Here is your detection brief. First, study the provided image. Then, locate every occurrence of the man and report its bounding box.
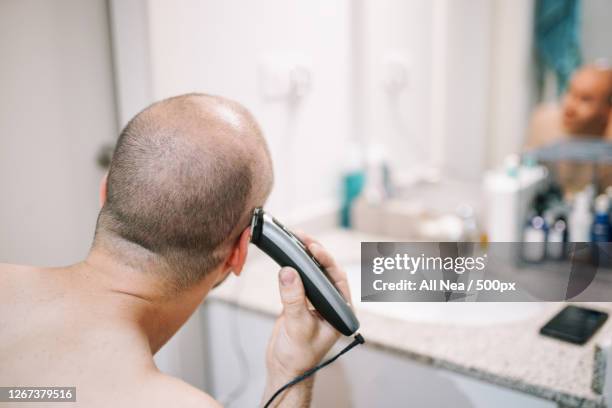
[526,65,612,193]
[528,64,612,147]
[0,94,351,407]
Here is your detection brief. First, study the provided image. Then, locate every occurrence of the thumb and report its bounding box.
[278,268,311,329]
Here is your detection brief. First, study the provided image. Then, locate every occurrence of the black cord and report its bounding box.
[263,333,365,408]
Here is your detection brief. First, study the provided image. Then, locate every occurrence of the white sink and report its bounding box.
[346,264,545,326]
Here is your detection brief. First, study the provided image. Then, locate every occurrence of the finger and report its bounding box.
[293,231,337,282]
[307,243,353,304]
[332,279,353,305]
[319,316,342,341]
[278,267,315,336]
[293,230,321,248]
[311,309,324,321]
[306,242,335,269]
[293,232,353,304]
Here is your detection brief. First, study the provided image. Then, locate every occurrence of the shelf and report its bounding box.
[525,139,612,164]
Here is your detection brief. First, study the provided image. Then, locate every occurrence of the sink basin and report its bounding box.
[346,264,545,326]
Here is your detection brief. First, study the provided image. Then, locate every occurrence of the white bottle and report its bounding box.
[605,186,612,201]
[605,186,612,219]
[522,215,547,262]
[363,144,389,205]
[569,192,593,242]
[483,156,548,242]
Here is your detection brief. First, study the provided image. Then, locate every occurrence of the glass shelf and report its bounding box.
[525,139,612,164]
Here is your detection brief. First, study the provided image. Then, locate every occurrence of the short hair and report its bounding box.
[94,94,272,291]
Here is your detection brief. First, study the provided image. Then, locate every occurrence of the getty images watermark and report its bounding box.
[361,242,612,302]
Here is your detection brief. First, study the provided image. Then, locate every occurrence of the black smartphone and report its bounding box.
[540,305,608,345]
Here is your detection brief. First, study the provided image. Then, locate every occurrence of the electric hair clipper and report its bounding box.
[250,208,360,336]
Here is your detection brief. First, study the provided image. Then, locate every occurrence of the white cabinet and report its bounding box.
[203,301,555,408]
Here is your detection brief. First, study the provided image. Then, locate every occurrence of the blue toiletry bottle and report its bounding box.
[592,195,611,242]
[591,194,611,266]
[341,171,365,228]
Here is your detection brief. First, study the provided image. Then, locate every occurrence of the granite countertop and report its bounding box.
[209,229,612,408]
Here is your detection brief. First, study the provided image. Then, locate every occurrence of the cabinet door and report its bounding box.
[204,300,556,407]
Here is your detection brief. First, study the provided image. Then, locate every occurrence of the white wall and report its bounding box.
[108,0,154,127]
[440,0,492,180]
[486,0,535,168]
[0,0,116,265]
[358,0,434,174]
[582,0,612,63]
[358,0,493,182]
[146,0,352,218]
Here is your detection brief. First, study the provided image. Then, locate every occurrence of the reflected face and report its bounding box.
[561,68,612,136]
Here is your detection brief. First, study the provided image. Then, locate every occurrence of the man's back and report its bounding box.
[0,264,220,408]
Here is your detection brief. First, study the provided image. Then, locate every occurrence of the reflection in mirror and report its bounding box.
[525,0,612,193]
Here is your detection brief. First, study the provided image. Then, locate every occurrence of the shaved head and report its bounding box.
[94,93,273,291]
[562,65,612,135]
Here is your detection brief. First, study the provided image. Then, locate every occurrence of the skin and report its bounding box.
[527,66,612,149]
[526,66,612,193]
[0,98,352,407]
[561,66,612,136]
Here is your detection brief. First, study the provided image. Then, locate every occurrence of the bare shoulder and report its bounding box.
[0,264,60,308]
[144,372,223,408]
[0,262,33,276]
[0,263,37,299]
[526,103,564,149]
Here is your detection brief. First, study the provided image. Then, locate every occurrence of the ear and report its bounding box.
[226,227,251,276]
[99,172,108,207]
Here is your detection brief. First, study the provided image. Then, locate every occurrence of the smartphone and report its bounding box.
[540,305,608,345]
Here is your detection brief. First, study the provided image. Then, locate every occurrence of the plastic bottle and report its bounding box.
[584,184,596,203]
[363,144,390,205]
[569,192,593,242]
[605,186,612,221]
[547,215,568,260]
[604,185,612,201]
[591,194,611,266]
[522,215,547,262]
[591,195,611,242]
[456,204,479,242]
[504,154,520,178]
[341,142,365,228]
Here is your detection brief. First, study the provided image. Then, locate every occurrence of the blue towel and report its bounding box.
[535,0,582,96]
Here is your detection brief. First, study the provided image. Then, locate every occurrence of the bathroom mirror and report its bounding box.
[357,0,612,184]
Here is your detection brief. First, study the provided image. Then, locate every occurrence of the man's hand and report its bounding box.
[261,233,352,407]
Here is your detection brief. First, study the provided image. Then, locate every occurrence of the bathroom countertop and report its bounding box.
[209,229,612,408]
